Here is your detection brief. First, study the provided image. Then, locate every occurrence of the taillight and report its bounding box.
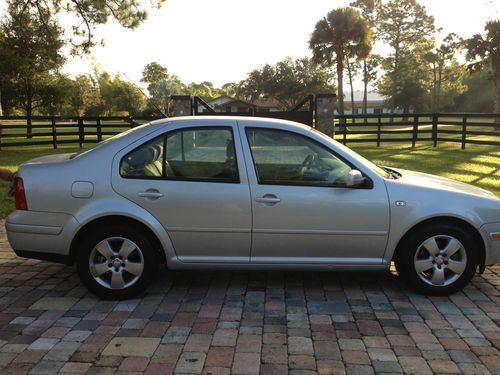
[14,177,28,210]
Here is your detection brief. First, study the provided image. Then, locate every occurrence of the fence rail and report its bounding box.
[0,113,499,149]
[336,113,500,149]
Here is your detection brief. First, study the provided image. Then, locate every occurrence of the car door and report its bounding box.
[241,124,390,266]
[112,122,252,263]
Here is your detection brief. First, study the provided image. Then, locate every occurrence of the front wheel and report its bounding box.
[76,225,158,299]
[395,223,479,295]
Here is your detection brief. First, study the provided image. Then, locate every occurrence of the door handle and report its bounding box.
[138,190,163,199]
[255,194,281,205]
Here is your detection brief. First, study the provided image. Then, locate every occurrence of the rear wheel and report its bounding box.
[395,223,478,295]
[76,225,158,299]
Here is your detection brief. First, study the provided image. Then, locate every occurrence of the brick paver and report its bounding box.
[0,220,500,374]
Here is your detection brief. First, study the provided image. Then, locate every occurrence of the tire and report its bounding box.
[394,222,478,295]
[76,225,159,299]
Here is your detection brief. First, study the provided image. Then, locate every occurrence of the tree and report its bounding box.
[454,69,494,112]
[98,72,145,115]
[465,20,500,114]
[68,74,100,116]
[377,43,433,112]
[350,0,381,113]
[309,7,371,114]
[0,2,65,135]
[141,62,175,115]
[425,33,465,112]
[239,57,335,109]
[378,0,434,111]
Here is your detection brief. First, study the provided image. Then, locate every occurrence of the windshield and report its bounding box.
[310,128,390,178]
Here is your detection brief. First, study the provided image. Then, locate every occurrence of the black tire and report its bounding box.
[394,222,478,295]
[76,224,159,299]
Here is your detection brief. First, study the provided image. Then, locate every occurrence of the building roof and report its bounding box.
[345,91,387,103]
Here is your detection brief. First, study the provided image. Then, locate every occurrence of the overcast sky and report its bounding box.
[58,0,500,90]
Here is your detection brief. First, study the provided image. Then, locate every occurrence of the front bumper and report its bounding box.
[6,210,80,261]
[479,222,500,266]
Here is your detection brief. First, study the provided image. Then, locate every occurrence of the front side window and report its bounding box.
[120,136,164,178]
[246,128,352,187]
[165,128,239,182]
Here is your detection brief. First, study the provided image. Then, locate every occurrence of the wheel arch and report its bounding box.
[392,216,486,273]
[69,215,167,265]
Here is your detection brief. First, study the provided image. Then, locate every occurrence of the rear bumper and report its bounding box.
[479,222,500,266]
[6,210,80,261]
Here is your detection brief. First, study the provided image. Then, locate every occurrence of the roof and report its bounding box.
[345,91,387,102]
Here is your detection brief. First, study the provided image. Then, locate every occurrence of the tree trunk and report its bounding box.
[347,58,355,114]
[391,45,400,114]
[363,60,368,116]
[431,63,437,112]
[0,86,3,150]
[26,101,33,139]
[337,57,345,116]
[494,55,500,116]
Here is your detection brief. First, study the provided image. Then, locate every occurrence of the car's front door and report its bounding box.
[241,125,390,266]
[112,123,252,263]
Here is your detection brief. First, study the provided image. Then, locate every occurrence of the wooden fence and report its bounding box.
[0,116,162,149]
[0,113,499,149]
[336,113,500,149]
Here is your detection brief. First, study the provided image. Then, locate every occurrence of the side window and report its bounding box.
[120,136,164,178]
[246,128,352,187]
[165,128,239,182]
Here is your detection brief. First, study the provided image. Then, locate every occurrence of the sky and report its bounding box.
[58,0,500,90]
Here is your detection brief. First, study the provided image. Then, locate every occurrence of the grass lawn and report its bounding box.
[0,140,498,219]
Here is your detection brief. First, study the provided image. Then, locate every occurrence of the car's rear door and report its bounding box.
[112,121,252,263]
[240,122,390,266]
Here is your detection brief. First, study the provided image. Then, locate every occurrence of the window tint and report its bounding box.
[120,136,164,178]
[165,128,238,182]
[246,128,352,186]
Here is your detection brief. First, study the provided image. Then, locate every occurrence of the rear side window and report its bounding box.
[120,136,164,178]
[165,128,239,182]
[120,127,239,183]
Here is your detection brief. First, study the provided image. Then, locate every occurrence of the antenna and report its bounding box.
[119,72,167,118]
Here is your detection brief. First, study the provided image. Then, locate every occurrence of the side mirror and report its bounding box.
[346,169,366,188]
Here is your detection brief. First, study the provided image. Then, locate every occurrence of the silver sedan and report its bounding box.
[6,117,500,299]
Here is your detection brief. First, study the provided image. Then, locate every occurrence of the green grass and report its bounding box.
[0,140,498,219]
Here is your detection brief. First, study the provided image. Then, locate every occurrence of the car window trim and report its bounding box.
[120,126,241,184]
[244,127,373,189]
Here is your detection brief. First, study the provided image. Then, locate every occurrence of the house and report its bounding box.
[342,91,391,114]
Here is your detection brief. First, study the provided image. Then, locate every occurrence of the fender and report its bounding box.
[72,197,178,266]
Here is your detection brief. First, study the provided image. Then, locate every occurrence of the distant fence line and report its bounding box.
[0,113,499,150]
[336,113,500,149]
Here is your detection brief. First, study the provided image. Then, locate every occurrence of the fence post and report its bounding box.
[377,116,381,147]
[432,114,438,147]
[51,117,57,149]
[412,115,418,148]
[97,118,102,142]
[78,117,84,148]
[461,115,467,150]
[342,115,347,145]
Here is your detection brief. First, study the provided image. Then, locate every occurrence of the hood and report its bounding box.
[22,153,76,165]
[390,167,498,200]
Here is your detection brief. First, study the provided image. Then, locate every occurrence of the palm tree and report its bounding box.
[309,7,371,115]
[466,20,500,115]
